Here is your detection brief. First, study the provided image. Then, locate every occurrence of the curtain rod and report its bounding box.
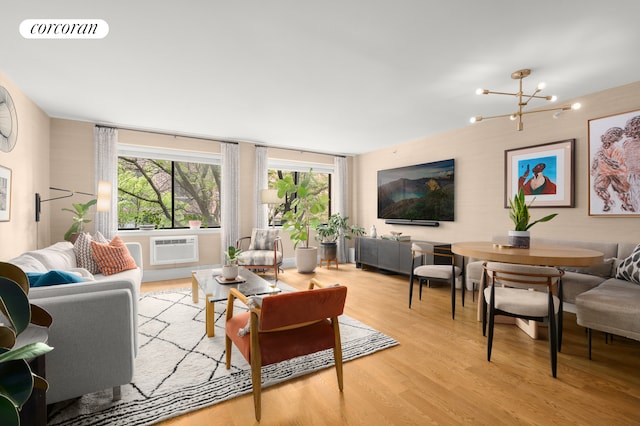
[95,124,239,145]
[255,144,346,158]
[95,125,346,157]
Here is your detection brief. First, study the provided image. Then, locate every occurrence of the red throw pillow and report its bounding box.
[90,236,137,276]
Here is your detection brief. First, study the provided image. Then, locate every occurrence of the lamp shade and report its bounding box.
[96,180,112,212]
[260,189,282,205]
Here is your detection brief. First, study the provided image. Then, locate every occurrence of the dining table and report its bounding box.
[451,241,604,337]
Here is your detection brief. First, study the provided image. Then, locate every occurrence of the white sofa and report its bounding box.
[9,241,143,404]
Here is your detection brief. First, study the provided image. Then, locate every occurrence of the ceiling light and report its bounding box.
[471,68,580,131]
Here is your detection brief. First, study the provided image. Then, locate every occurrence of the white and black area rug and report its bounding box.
[47,284,398,426]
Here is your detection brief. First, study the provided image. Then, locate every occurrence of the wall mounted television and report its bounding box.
[377,159,454,224]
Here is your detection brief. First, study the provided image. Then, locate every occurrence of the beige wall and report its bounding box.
[4,73,638,266]
[355,81,640,245]
[0,71,50,260]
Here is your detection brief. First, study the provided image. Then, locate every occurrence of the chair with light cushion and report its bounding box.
[225,278,347,421]
[236,228,283,281]
[482,262,564,377]
[409,242,464,319]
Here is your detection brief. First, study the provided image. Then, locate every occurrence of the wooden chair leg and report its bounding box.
[225,336,232,369]
[251,357,262,421]
[487,290,495,361]
[332,319,344,391]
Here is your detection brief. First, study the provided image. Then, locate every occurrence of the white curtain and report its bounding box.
[221,142,240,263]
[255,146,268,228]
[94,126,118,239]
[334,156,349,263]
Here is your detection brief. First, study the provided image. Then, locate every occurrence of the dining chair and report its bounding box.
[481,261,564,377]
[225,278,347,421]
[409,243,464,319]
[236,228,284,281]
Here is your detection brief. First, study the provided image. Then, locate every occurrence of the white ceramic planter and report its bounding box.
[295,246,318,273]
[222,264,239,280]
[508,230,531,248]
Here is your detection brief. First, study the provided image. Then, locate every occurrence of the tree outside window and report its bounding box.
[118,157,220,229]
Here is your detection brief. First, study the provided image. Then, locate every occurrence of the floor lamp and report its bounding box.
[260,189,282,228]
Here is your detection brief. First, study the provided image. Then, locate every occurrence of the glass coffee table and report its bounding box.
[191,268,281,337]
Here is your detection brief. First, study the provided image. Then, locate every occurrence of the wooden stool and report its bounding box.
[319,257,339,269]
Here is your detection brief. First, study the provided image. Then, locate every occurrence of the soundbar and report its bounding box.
[384,219,440,227]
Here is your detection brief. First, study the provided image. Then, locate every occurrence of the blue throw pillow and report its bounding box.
[27,270,85,288]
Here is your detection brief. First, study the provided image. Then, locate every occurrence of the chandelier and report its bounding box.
[470,69,581,131]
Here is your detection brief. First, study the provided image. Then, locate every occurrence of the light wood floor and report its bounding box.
[143,264,640,425]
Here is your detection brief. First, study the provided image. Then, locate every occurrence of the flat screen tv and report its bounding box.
[377,159,454,223]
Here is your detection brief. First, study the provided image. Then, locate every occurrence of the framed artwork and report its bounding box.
[0,165,11,221]
[588,109,640,217]
[504,139,575,208]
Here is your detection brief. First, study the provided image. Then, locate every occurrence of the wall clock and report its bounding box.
[0,85,18,152]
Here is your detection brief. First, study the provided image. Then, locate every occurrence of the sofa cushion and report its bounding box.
[9,253,48,273]
[74,232,108,274]
[22,242,77,271]
[90,236,138,276]
[576,278,640,341]
[27,270,85,287]
[248,228,278,251]
[615,244,640,285]
[559,258,614,278]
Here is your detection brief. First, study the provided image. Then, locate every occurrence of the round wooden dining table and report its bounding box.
[451,241,604,267]
[451,241,604,334]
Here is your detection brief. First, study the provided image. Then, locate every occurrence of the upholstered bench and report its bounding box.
[576,277,640,359]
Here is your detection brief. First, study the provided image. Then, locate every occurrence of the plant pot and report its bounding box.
[295,246,318,273]
[188,220,202,229]
[319,242,337,262]
[508,230,530,249]
[222,264,239,280]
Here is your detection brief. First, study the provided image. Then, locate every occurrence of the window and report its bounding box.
[117,146,221,229]
[267,162,332,227]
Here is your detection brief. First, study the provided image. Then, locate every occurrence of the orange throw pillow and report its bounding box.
[90,236,138,276]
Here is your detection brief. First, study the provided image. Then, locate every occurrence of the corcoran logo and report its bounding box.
[20,19,109,39]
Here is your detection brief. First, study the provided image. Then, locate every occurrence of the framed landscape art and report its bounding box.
[588,109,640,217]
[0,164,11,221]
[504,139,575,208]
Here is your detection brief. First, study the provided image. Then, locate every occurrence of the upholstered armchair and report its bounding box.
[225,278,347,421]
[236,228,283,281]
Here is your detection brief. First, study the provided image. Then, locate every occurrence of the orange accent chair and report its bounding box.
[225,278,347,421]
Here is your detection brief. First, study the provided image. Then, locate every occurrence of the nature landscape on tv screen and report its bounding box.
[377,159,454,221]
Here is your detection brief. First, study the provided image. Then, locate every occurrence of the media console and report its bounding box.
[355,237,450,276]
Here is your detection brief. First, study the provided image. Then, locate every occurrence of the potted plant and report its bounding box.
[276,170,327,273]
[508,187,558,248]
[137,209,162,230]
[62,199,97,242]
[222,246,242,280]
[0,277,53,425]
[184,214,204,229]
[315,213,366,263]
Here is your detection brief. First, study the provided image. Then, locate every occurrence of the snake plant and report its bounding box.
[509,188,558,231]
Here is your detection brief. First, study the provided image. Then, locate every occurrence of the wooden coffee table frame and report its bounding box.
[192,268,280,337]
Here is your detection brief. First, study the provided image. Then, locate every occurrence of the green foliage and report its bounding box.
[0,277,53,425]
[508,188,558,231]
[315,213,366,243]
[224,246,242,264]
[62,199,97,241]
[276,170,328,249]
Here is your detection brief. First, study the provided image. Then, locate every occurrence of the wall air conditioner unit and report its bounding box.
[150,236,199,265]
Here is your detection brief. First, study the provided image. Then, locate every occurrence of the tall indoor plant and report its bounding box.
[276,169,327,273]
[508,188,558,248]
